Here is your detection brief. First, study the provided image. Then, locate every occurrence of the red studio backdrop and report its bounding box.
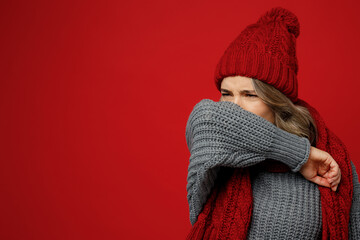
[1,0,360,239]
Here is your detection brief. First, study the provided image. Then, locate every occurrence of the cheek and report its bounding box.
[246,101,272,118]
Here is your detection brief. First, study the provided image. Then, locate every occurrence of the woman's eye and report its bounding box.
[221,93,257,97]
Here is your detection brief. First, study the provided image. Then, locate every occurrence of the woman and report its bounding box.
[185,7,360,239]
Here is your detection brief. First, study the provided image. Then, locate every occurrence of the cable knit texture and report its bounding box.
[214,7,301,103]
[185,99,358,239]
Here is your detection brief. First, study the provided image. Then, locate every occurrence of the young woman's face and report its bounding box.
[219,76,275,124]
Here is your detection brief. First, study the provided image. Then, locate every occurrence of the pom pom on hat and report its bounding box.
[214,7,301,103]
[256,7,300,39]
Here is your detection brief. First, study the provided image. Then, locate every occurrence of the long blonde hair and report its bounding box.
[251,78,318,146]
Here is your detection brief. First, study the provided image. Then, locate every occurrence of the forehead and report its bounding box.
[221,76,254,90]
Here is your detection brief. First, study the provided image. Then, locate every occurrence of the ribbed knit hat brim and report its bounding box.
[214,7,300,103]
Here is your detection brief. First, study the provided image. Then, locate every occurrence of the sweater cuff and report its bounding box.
[265,127,311,172]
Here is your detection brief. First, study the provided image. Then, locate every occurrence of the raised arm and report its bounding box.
[349,160,360,239]
[185,99,311,225]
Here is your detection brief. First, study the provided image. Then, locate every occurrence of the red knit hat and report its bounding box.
[214,7,300,103]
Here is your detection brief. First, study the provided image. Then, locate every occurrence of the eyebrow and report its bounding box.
[220,88,256,94]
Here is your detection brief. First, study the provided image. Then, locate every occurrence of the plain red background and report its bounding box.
[1,0,360,239]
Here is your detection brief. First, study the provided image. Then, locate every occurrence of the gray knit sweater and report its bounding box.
[185,99,360,239]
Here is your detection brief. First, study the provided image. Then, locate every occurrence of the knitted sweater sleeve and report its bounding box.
[185,99,311,225]
[349,160,360,239]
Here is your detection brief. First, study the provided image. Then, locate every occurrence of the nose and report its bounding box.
[232,96,243,108]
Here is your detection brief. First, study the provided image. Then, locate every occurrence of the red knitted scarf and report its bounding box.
[186,99,353,240]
